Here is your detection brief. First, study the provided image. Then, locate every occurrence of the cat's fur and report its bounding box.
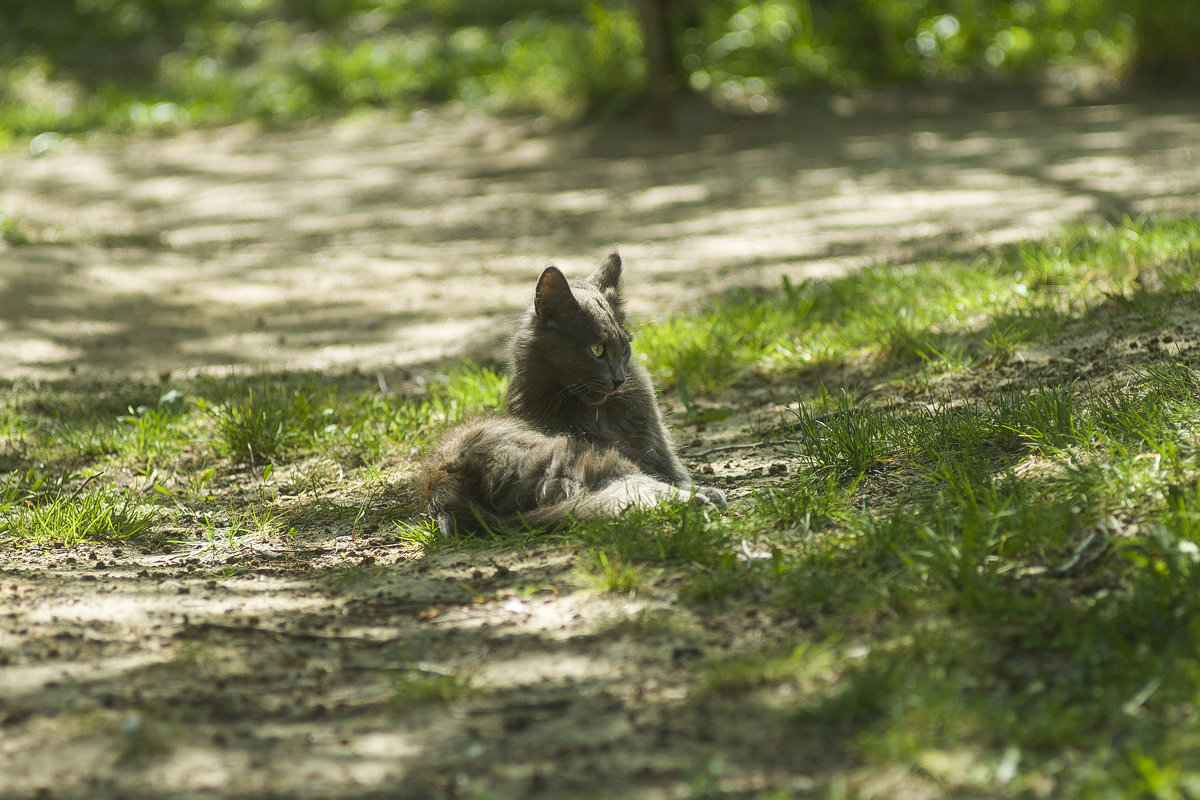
[419,252,725,533]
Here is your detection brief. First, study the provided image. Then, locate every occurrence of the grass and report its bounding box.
[1,471,158,546]
[578,549,656,596]
[0,361,504,549]
[613,216,1200,794]
[0,1,648,137]
[641,216,1200,392]
[203,381,317,465]
[3,217,1200,795]
[0,211,33,244]
[387,665,475,707]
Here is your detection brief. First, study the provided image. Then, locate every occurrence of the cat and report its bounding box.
[419,252,726,534]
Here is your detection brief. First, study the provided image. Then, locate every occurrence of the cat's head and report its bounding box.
[514,252,633,407]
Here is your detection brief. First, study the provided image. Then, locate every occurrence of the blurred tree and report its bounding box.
[639,0,675,127]
[0,0,1197,138]
[1126,0,1200,82]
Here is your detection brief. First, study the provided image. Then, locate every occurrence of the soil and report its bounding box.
[2,90,1200,799]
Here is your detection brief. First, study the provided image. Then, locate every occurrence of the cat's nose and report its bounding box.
[611,376,625,390]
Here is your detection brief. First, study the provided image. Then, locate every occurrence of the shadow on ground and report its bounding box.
[2,89,1198,380]
[0,527,844,800]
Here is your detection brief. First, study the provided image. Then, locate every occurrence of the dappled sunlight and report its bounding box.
[15,571,332,626]
[474,650,629,689]
[2,214,1199,796]
[0,541,750,798]
[2,95,1199,379]
[1,652,170,697]
[2,335,82,365]
[0,11,1197,800]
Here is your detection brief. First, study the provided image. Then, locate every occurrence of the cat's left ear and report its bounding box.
[534,265,579,325]
[588,251,623,310]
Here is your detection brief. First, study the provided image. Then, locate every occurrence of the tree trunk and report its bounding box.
[639,0,674,130]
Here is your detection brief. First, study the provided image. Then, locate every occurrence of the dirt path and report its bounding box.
[2,91,1200,799]
[3,92,1198,381]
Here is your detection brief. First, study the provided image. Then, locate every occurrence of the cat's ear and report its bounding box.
[588,251,623,312]
[534,266,578,323]
[588,251,622,294]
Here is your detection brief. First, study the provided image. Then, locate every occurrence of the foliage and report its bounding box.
[0,0,645,136]
[681,0,1136,97]
[0,1,1195,139]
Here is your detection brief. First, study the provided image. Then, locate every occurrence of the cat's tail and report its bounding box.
[420,455,576,535]
[507,475,712,531]
[426,498,577,538]
[428,474,720,537]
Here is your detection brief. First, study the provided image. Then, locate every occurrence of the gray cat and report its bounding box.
[420,253,726,534]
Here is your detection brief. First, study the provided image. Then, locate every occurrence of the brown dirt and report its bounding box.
[2,90,1200,799]
[4,91,1198,381]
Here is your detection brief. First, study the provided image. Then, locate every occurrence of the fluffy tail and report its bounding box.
[425,494,583,537]
[416,416,710,537]
[427,474,700,537]
[419,452,580,536]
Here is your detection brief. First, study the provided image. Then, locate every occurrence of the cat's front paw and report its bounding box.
[691,484,727,509]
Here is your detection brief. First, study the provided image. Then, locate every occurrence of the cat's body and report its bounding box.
[419,253,724,534]
[506,254,692,486]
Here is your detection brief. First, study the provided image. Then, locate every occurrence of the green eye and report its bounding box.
[590,344,605,358]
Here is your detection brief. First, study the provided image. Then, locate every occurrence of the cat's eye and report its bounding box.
[590,344,605,358]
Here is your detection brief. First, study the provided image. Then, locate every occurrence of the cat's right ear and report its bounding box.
[534,266,578,325]
[588,251,622,294]
[587,252,624,320]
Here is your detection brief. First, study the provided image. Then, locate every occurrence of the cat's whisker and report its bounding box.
[542,382,588,413]
[535,387,566,413]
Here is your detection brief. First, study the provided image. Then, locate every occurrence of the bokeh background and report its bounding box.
[2,0,1198,141]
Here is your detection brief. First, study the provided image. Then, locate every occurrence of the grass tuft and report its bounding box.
[788,388,896,479]
[204,381,316,465]
[578,502,733,567]
[2,476,158,546]
[578,549,655,596]
[394,517,450,554]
